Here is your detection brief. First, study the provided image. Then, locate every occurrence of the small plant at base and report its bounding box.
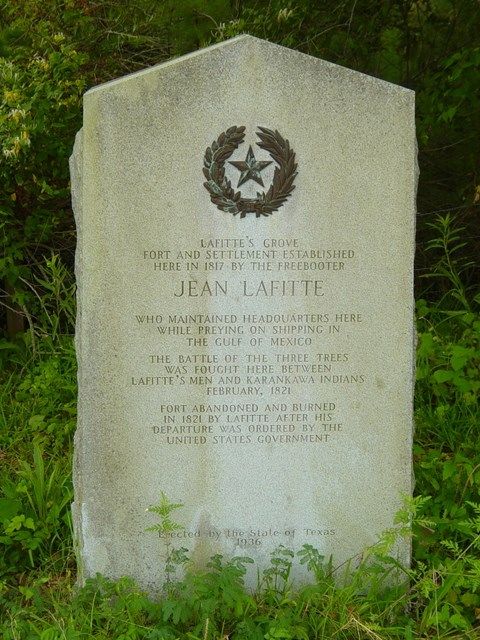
[297,544,328,582]
[261,544,295,596]
[146,492,188,585]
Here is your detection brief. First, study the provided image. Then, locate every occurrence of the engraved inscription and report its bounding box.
[129,235,365,456]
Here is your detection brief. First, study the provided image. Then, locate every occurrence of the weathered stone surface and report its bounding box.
[71,35,416,591]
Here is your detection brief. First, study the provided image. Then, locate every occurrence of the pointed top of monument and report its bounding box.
[85,34,413,99]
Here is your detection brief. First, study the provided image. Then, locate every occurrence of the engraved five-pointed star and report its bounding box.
[229,145,272,188]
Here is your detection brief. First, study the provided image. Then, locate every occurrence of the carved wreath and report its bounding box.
[203,126,298,218]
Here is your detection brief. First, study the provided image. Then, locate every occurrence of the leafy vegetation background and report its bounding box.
[0,1,479,638]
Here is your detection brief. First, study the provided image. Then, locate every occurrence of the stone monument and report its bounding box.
[71,35,416,590]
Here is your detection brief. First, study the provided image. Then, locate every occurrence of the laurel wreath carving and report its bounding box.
[203,126,298,218]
